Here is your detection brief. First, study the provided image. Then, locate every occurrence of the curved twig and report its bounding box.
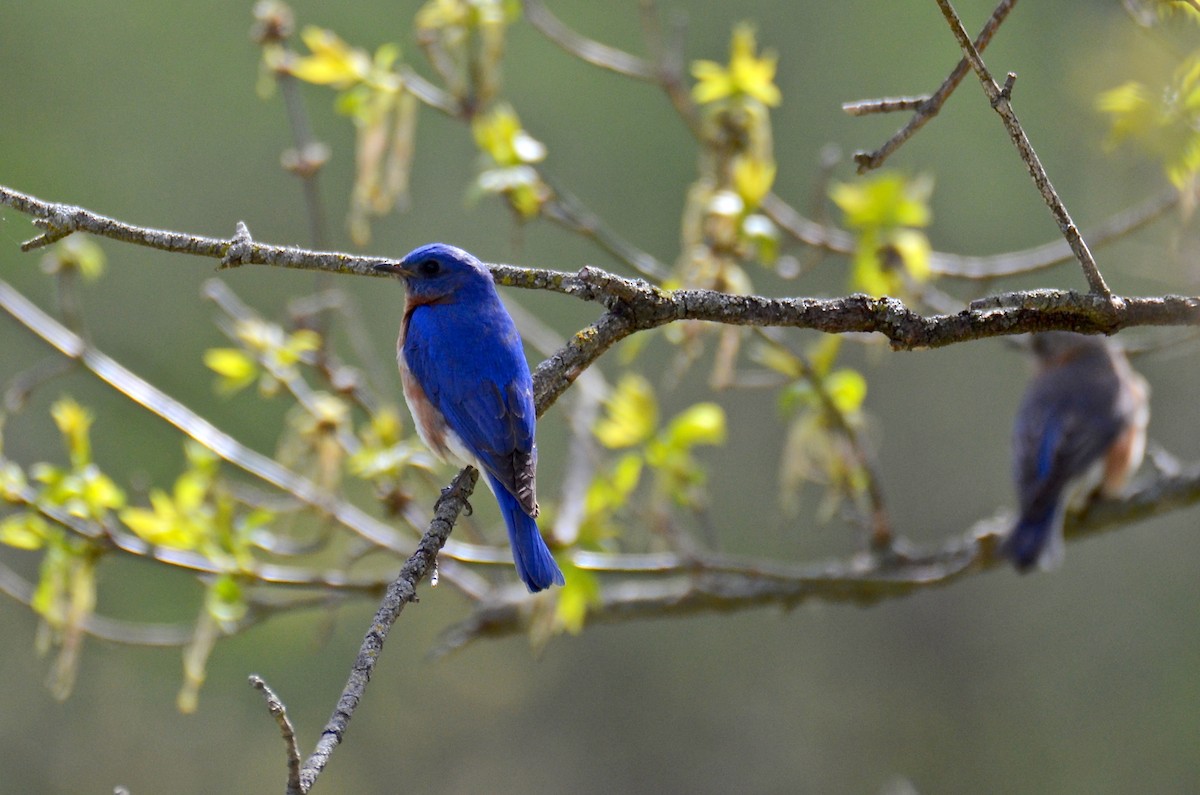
[522,0,656,80]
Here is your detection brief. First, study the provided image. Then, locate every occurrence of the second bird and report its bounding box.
[1007,331,1149,572]
[375,243,565,592]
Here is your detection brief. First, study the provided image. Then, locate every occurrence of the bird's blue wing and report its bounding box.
[403,299,538,515]
[1012,361,1124,521]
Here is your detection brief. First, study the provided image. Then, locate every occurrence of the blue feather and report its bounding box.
[382,243,565,591]
[489,473,565,592]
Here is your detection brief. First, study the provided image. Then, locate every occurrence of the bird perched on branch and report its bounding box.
[1006,331,1149,572]
[375,243,564,592]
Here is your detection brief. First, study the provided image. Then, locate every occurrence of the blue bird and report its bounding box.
[1006,332,1149,572]
[375,243,565,592]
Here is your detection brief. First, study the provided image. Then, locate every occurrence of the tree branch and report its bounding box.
[297,466,478,792]
[432,462,1200,653]
[849,0,1018,172]
[4,184,1200,429]
[522,0,657,80]
[933,0,1115,300]
[249,675,303,795]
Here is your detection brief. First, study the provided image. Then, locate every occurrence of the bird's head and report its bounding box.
[374,243,494,303]
[1029,331,1111,368]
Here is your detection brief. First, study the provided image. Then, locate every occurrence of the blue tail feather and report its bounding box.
[1004,506,1064,573]
[1004,517,1051,572]
[488,474,565,592]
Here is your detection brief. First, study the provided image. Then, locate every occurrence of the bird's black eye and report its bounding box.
[417,258,441,277]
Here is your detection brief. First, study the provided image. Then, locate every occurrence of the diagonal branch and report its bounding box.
[522,0,657,80]
[933,0,1115,300]
[249,675,303,795]
[297,466,477,792]
[849,0,1018,172]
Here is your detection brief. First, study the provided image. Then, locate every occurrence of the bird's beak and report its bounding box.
[373,262,405,276]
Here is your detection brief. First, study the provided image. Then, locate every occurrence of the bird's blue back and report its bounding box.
[403,291,538,498]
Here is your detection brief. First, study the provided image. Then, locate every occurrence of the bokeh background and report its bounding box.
[2,1,1199,792]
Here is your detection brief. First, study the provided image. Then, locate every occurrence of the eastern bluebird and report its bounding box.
[1005,331,1149,572]
[375,243,565,592]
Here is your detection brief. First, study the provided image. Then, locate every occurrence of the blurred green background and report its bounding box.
[2,1,1199,792]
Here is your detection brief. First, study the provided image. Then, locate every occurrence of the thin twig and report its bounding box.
[4,186,1200,413]
[0,468,390,591]
[522,0,656,80]
[0,558,196,646]
[298,466,478,791]
[249,675,303,795]
[850,0,1018,172]
[539,172,672,281]
[933,0,1115,301]
[842,95,931,116]
[928,185,1181,278]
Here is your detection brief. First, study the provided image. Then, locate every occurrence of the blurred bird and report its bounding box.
[1006,331,1149,572]
[375,243,565,592]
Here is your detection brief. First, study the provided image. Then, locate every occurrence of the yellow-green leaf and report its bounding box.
[41,237,106,281]
[594,375,659,448]
[0,460,28,501]
[831,172,933,231]
[692,23,781,107]
[203,348,258,395]
[732,156,776,207]
[206,574,248,625]
[291,27,370,88]
[824,369,868,416]
[0,513,49,550]
[663,403,727,450]
[553,564,601,635]
[50,398,92,468]
[473,104,546,167]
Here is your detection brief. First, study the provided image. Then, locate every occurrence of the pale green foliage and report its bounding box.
[32,398,125,521]
[279,26,416,244]
[119,442,265,568]
[0,512,50,550]
[1097,52,1200,190]
[415,0,520,105]
[691,23,781,107]
[759,337,871,518]
[204,320,321,396]
[680,23,782,290]
[830,172,933,298]
[470,103,551,219]
[1123,0,1200,26]
[178,574,247,714]
[588,374,727,535]
[548,560,601,639]
[32,528,96,701]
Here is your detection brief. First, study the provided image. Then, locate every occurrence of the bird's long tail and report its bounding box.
[1003,503,1065,573]
[488,474,565,592]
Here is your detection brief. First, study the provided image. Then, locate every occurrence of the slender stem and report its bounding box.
[933,0,1115,300]
[250,675,303,795]
[298,467,477,791]
[851,0,1018,172]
